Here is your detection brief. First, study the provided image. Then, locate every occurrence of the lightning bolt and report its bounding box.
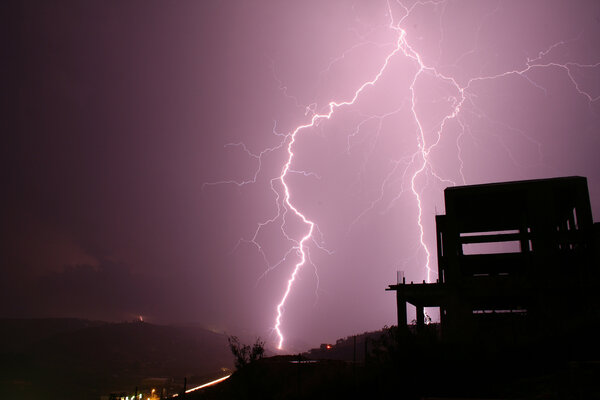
[273,34,407,349]
[204,0,600,350]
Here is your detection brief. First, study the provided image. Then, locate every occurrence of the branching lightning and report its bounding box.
[204,0,600,350]
[273,38,406,349]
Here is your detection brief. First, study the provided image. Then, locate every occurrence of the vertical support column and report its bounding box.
[436,215,446,283]
[519,220,530,253]
[574,178,593,231]
[396,291,407,328]
[416,304,425,333]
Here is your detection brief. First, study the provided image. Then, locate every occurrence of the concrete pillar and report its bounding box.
[396,291,407,328]
[416,304,425,333]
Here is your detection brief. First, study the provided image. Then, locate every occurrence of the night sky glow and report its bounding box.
[3,0,600,351]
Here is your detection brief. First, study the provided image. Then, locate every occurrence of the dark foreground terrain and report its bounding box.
[2,319,599,399]
[0,318,232,400]
[192,324,600,400]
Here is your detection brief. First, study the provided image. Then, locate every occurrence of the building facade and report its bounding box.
[388,176,600,345]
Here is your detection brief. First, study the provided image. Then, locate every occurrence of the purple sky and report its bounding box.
[3,0,600,350]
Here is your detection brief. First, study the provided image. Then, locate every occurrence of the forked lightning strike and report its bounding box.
[205,0,600,350]
[274,36,405,349]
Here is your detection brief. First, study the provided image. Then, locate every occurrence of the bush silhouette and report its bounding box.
[227,336,265,370]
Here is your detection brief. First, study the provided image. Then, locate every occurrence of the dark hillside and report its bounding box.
[0,318,106,353]
[0,319,232,400]
[192,323,600,400]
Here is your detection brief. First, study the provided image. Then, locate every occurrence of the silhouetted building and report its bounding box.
[388,176,600,345]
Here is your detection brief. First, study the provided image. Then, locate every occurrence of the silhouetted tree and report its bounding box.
[227,336,265,370]
[250,338,265,361]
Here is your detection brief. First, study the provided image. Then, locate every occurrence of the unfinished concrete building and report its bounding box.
[387,176,600,345]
